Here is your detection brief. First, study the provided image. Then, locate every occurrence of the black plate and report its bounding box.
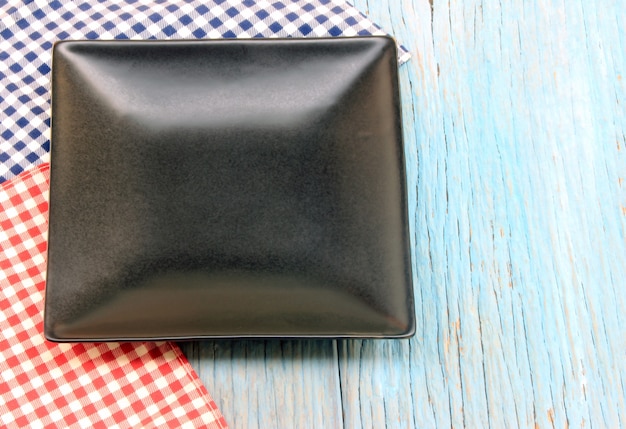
[45,37,414,341]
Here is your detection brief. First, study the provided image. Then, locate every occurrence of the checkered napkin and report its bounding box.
[0,0,410,183]
[0,163,228,429]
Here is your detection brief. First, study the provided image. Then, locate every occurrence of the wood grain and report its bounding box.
[182,0,626,427]
[182,340,343,428]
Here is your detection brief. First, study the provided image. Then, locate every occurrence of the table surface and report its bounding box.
[181,0,626,427]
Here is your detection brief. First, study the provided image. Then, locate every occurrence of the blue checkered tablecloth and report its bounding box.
[0,0,410,183]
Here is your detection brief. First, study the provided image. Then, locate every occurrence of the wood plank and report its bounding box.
[184,0,626,427]
[341,0,626,428]
[180,340,343,428]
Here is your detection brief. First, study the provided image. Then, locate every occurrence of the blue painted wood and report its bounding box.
[182,0,626,427]
[182,340,343,428]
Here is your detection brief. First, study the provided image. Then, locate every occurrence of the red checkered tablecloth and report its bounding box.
[0,163,228,428]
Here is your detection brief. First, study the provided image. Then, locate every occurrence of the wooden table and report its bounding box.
[181,1,626,427]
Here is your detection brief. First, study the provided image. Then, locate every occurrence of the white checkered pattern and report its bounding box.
[0,0,410,182]
[0,163,228,428]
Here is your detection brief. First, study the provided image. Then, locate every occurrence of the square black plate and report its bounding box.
[45,37,414,341]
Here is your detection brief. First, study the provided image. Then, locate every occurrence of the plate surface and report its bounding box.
[45,37,414,341]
